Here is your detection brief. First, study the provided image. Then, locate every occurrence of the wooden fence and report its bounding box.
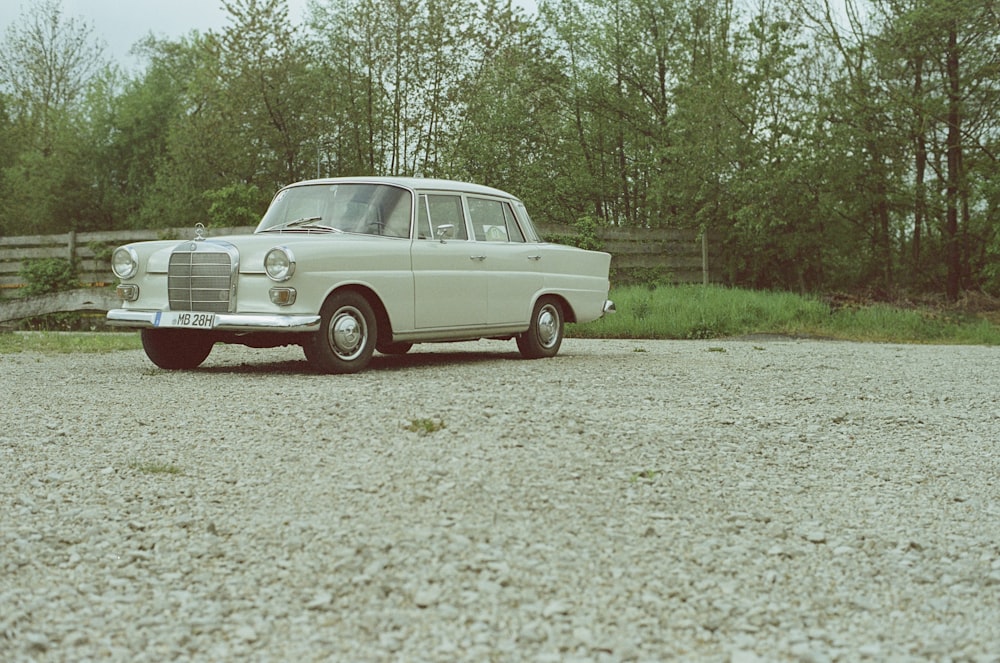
[0,224,717,288]
[569,226,718,284]
[0,224,717,321]
[0,227,254,290]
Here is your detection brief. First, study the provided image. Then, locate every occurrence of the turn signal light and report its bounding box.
[269,288,296,306]
[116,284,139,302]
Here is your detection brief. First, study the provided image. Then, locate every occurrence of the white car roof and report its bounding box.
[286,176,520,201]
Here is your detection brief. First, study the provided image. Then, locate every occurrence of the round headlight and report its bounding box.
[111,247,138,280]
[264,247,295,282]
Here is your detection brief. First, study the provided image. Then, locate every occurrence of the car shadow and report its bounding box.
[195,347,523,375]
[371,349,522,373]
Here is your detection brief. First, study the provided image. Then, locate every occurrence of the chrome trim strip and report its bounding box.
[106,309,321,332]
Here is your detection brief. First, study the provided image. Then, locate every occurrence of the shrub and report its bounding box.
[15,258,98,331]
[542,216,605,252]
[204,183,265,228]
[19,258,79,296]
[571,216,604,251]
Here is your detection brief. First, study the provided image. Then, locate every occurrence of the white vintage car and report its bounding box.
[106,177,614,373]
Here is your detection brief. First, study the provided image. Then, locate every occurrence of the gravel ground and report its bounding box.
[2,337,999,662]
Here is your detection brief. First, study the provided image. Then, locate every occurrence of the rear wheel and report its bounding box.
[141,329,215,369]
[516,297,564,359]
[304,291,377,373]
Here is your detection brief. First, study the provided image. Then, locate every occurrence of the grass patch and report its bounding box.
[569,284,1000,345]
[629,469,661,483]
[2,286,999,354]
[571,285,829,340]
[814,305,1000,344]
[0,331,142,354]
[404,417,446,435]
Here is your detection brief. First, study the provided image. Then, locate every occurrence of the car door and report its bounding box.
[466,196,543,325]
[411,193,488,329]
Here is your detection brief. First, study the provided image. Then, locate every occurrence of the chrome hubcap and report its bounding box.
[537,305,559,348]
[330,307,366,359]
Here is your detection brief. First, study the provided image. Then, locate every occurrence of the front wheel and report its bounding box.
[377,341,413,355]
[141,329,215,369]
[516,297,564,359]
[304,291,378,373]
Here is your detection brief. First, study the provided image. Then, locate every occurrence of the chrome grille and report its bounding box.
[168,246,236,313]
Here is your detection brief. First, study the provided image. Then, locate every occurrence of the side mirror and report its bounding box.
[435,224,455,241]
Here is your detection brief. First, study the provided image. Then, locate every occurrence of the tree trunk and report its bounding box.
[912,55,926,273]
[944,20,961,301]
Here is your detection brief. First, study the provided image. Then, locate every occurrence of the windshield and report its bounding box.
[256,183,413,238]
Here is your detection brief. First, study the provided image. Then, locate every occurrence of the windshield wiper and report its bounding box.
[266,216,343,232]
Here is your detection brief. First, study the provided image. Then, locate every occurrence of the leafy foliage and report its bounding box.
[19,258,79,296]
[204,183,266,228]
[15,257,91,330]
[1,0,998,300]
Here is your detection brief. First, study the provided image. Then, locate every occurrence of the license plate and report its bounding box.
[154,311,215,329]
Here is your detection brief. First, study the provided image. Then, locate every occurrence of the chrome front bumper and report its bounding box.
[106,309,321,333]
[604,300,616,315]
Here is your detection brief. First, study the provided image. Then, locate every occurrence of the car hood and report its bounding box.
[138,232,390,273]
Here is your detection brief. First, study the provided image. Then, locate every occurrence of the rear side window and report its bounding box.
[502,202,526,243]
[513,202,541,242]
[468,198,507,241]
[468,197,527,243]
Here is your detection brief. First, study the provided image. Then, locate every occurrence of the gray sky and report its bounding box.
[0,0,310,69]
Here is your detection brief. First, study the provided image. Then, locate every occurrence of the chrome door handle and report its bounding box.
[528,255,542,261]
[470,255,487,261]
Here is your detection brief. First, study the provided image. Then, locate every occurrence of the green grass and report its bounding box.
[0,331,143,354]
[2,285,998,353]
[629,469,661,483]
[403,417,447,435]
[570,284,1000,345]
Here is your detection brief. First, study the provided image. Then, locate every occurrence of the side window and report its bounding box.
[417,195,432,238]
[419,194,468,240]
[468,197,510,242]
[502,202,526,243]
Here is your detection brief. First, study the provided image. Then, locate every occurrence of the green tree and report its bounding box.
[794,0,910,294]
[86,37,190,229]
[0,96,18,228]
[309,0,478,176]
[217,0,320,186]
[715,6,845,291]
[444,0,568,209]
[539,0,655,227]
[920,0,1000,300]
[0,0,109,235]
[204,182,264,227]
[123,33,227,228]
[135,0,317,227]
